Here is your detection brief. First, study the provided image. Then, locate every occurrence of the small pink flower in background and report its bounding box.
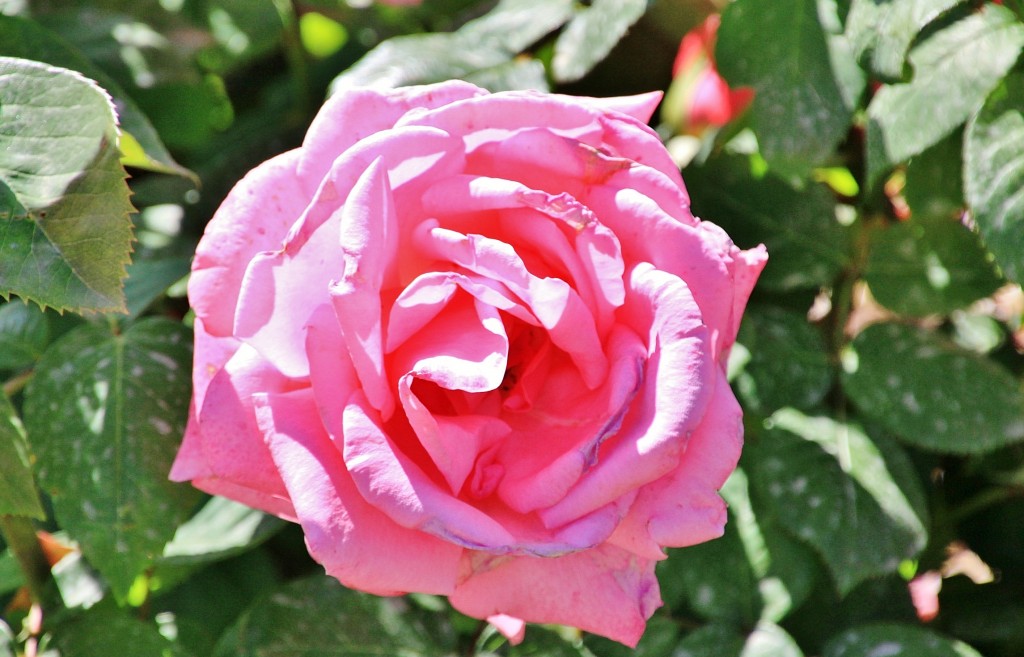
[663,15,753,134]
[172,81,765,646]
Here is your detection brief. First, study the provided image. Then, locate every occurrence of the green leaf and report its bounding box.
[845,0,966,81]
[864,216,1002,317]
[748,410,928,595]
[660,469,819,627]
[965,70,1024,283]
[0,57,134,314]
[330,0,574,92]
[687,156,850,291]
[0,302,49,370]
[675,622,804,657]
[160,496,285,567]
[866,4,1024,186]
[581,616,678,657]
[0,15,193,179]
[551,0,647,84]
[50,607,191,657]
[736,306,833,413]
[717,0,856,174]
[824,623,983,657]
[842,322,1024,453]
[23,318,200,600]
[123,256,191,320]
[0,395,43,519]
[0,549,23,598]
[215,576,456,657]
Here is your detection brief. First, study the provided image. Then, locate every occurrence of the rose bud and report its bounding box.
[662,15,754,135]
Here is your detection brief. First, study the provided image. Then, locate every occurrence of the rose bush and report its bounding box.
[171,80,766,646]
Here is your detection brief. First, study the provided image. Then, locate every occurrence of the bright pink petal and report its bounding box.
[413,218,607,388]
[538,263,713,529]
[328,159,399,417]
[298,81,484,191]
[496,325,647,514]
[342,390,519,550]
[608,369,742,560]
[257,388,464,595]
[451,544,661,647]
[189,150,309,337]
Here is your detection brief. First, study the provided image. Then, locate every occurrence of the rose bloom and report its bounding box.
[171,80,766,646]
[663,15,754,134]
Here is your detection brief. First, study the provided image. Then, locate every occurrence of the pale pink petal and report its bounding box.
[487,614,525,645]
[538,263,713,529]
[421,174,626,336]
[189,150,309,337]
[596,111,683,185]
[190,344,298,500]
[287,126,464,251]
[257,388,463,595]
[328,159,399,417]
[576,91,664,123]
[608,369,742,560]
[398,91,606,152]
[451,544,661,647]
[187,477,297,521]
[583,189,765,359]
[298,81,484,190]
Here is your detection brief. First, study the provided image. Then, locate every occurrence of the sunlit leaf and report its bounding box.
[551,0,647,83]
[0,57,134,313]
[748,410,928,595]
[842,322,1024,453]
[965,70,1024,283]
[824,623,983,657]
[23,318,200,599]
[866,4,1024,185]
[0,395,43,519]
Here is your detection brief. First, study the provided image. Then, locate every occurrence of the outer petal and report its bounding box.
[299,81,485,190]
[189,150,309,337]
[329,159,399,417]
[607,369,743,560]
[450,544,661,647]
[257,388,464,595]
[538,263,713,529]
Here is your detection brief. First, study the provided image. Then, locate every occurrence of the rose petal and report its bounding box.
[414,219,607,388]
[298,81,485,191]
[538,263,713,529]
[257,388,463,595]
[487,614,525,645]
[190,150,309,337]
[608,369,742,559]
[342,390,519,551]
[288,126,464,252]
[328,158,399,417]
[450,544,661,647]
[496,325,647,514]
[577,91,663,123]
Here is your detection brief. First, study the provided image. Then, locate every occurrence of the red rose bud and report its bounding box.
[662,15,754,135]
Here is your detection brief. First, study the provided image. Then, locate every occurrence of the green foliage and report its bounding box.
[0,56,134,314]
[965,70,1024,283]
[23,319,199,599]
[1,0,1024,656]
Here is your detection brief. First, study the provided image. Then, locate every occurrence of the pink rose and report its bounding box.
[663,15,754,134]
[171,80,766,646]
